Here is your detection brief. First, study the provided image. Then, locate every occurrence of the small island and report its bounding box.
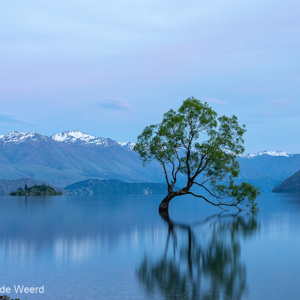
[9,184,62,196]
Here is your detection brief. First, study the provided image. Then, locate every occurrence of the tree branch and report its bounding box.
[188,192,242,211]
[158,158,171,187]
[193,181,227,200]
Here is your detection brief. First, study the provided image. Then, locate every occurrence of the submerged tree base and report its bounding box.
[158,202,169,213]
[158,194,174,212]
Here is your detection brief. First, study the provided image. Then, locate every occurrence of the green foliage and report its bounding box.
[10,184,62,196]
[134,97,260,210]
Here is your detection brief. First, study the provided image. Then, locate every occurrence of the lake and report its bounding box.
[0,192,300,299]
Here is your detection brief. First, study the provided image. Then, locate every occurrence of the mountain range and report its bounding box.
[0,130,299,191]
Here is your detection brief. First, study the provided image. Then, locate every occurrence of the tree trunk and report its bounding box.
[159,193,175,212]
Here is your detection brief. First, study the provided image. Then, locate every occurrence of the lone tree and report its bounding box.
[134,97,259,212]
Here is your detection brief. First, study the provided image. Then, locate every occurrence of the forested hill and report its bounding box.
[0,178,60,195]
[10,184,62,196]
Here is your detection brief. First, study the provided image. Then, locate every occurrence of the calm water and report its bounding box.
[0,192,300,299]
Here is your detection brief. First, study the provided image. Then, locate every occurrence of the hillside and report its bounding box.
[65,179,168,196]
[236,151,300,191]
[272,170,300,193]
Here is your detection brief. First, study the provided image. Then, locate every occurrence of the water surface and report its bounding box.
[0,193,299,299]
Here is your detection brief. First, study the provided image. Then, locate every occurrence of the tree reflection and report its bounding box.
[137,211,259,300]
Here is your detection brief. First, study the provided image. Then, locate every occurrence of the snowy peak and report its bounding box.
[51,131,136,149]
[0,131,47,144]
[51,130,110,146]
[258,150,289,157]
[51,130,96,143]
[0,130,135,149]
[115,140,135,150]
[241,150,292,158]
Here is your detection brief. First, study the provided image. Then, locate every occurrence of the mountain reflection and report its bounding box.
[137,211,259,300]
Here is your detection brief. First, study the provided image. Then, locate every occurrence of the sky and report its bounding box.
[0,0,299,153]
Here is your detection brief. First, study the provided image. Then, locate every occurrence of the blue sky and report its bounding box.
[0,0,299,153]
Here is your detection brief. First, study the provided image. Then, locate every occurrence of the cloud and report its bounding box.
[95,98,135,111]
[268,100,292,106]
[0,113,34,125]
[203,98,229,105]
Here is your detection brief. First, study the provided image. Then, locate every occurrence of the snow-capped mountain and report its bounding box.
[0,131,292,157]
[0,131,159,187]
[0,130,134,149]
